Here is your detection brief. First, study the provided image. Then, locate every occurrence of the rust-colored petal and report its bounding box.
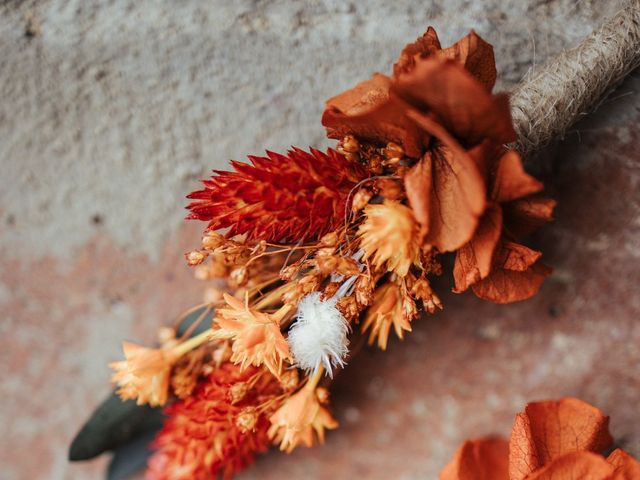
[525,451,615,480]
[472,261,550,304]
[470,239,549,303]
[438,30,497,91]
[322,75,428,158]
[404,154,432,241]
[491,150,543,203]
[324,73,391,116]
[498,241,542,272]
[508,398,614,480]
[439,436,509,480]
[393,58,516,147]
[394,26,442,76]
[423,146,487,252]
[453,205,503,292]
[504,197,556,239]
[607,449,640,480]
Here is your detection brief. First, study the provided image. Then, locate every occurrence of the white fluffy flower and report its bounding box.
[288,292,350,378]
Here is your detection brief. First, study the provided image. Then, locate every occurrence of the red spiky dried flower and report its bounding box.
[146,363,283,480]
[186,148,368,243]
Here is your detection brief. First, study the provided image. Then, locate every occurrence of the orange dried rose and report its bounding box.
[323,28,515,253]
[439,398,640,480]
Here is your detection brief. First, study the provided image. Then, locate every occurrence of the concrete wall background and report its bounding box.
[1,1,638,479]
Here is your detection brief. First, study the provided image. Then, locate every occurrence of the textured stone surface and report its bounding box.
[1,1,638,479]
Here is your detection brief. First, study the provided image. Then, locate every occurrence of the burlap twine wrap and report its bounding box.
[511,0,640,157]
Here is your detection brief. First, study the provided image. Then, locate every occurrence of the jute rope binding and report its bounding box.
[510,0,640,157]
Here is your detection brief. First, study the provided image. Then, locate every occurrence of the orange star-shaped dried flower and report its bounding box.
[215,293,291,378]
[357,200,420,276]
[361,282,414,350]
[110,341,178,407]
[439,397,640,480]
[268,379,338,453]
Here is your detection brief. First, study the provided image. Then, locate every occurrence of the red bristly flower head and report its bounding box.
[146,363,283,480]
[186,147,368,243]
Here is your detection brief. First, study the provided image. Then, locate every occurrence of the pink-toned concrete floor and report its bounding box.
[4,74,640,479]
[1,1,638,479]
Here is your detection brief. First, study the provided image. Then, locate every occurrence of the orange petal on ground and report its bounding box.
[508,398,614,480]
[423,146,487,252]
[453,205,503,292]
[606,449,640,480]
[491,150,544,203]
[438,30,497,91]
[439,436,509,480]
[404,153,432,240]
[394,58,516,146]
[525,451,615,480]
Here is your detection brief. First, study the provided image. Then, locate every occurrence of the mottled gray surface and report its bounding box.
[0,1,636,480]
[0,0,623,259]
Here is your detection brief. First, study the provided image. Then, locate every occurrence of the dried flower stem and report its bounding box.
[174,330,213,357]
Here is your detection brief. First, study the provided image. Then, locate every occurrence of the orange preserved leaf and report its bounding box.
[509,398,614,480]
[471,261,550,304]
[404,154,432,241]
[470,240,547,303]
[504,197,557,240]
[491,150,543,203]
[439,437,509,480]
[453,205,502,292]
[421,146,487,252]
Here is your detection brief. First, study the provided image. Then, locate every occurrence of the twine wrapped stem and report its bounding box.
[510,0,640,157]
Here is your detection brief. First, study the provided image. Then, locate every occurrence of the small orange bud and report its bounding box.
[230,266,248,286]
[201,231,225,250]
[186,250,207,266]
[319,231,339,247]
[229,382,249,404]
[383,142,404,160]
[236,408,258,433]
[279,369,300,392]
[352,189,373,213]
[315,387,330,405]
[341,135,360,153]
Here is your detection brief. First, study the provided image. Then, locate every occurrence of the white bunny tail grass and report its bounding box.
[288,292,350,378]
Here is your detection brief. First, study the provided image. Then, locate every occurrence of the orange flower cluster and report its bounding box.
[440,398,640,480]
[106,26,558,479]
[324,27,553,303]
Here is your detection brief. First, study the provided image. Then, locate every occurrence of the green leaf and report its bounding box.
[68,306,213,461]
